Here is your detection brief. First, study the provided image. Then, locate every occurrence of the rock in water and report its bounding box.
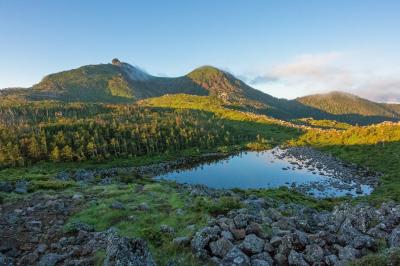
[104,235,155,266]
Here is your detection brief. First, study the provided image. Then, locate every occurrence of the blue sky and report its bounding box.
[1,0,400,101]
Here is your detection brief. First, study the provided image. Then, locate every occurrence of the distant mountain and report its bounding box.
[2,59,400,124]
[297,91,400,119]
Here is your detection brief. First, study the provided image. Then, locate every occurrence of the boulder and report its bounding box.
[274,253,288,266]
[222,247,251,266]
[270,236,283,248]
[304,244,324,264]
[251,252,273,265]
[234,214,249,229]
[338,245,360,261]
[104,235,155,266]
[288,250,309,266]
[230,227,246,240]
[209,237,234,258]
[324,254,339,266]
[221,230,235,241]
[389,227,400,248]
[191,226,220,257]
[240,234,265,255]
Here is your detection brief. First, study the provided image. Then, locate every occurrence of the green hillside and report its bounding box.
[297,91,400,118]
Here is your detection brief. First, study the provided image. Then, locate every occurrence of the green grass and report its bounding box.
[66,182,208,264]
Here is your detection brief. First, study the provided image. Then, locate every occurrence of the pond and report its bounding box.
[156,148,374,198]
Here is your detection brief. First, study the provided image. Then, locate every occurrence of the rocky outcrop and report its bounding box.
[191,198,400,265]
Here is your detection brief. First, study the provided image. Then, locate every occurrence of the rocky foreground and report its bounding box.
[191,196,400,265]
[1,179,400,265]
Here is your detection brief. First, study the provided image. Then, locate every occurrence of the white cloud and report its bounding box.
[250,52,400,103]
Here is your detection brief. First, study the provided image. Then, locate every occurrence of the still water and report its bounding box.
[156,150,373,198]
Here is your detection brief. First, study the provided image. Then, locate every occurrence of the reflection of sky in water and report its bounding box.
[156,150,373,198]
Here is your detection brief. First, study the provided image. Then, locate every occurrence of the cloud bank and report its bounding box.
[250,52,400,103]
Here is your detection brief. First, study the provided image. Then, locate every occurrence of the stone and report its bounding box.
[221,230,235,241]
[246,222,265,238]
[338,245,360,261]
[251,252,274,265]
[172,236,190,246]
[110,201,125,210]
[15,180,28,194]
[222,247,251,266]
[251,259,271,266]
[230,227,246,240]
[160,224,175,234]
[291,230,309,251]
[389,227,400,247]
[240,234,265,255]
[304,244,324,263]
[191,226,220,257]
[104,235,155,266]
[288,250,309,266]
[209,237,234,258]
[234,214,249,229]
[324,254,339,265]
[263,242,275,253]
[274,253,288,266]
[351,233,375,249]
[38,253,63,266]
[270,236,283,248]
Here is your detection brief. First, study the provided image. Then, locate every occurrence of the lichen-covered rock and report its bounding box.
[240,234,265,255]
[209,237,234,258]
[288,249,309,266]
[304,244,324,263]
[222,247,250,266]
[338,245,360,261]
[389,227,400,248]
[191,226,220,257]
[104,235,155,266]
